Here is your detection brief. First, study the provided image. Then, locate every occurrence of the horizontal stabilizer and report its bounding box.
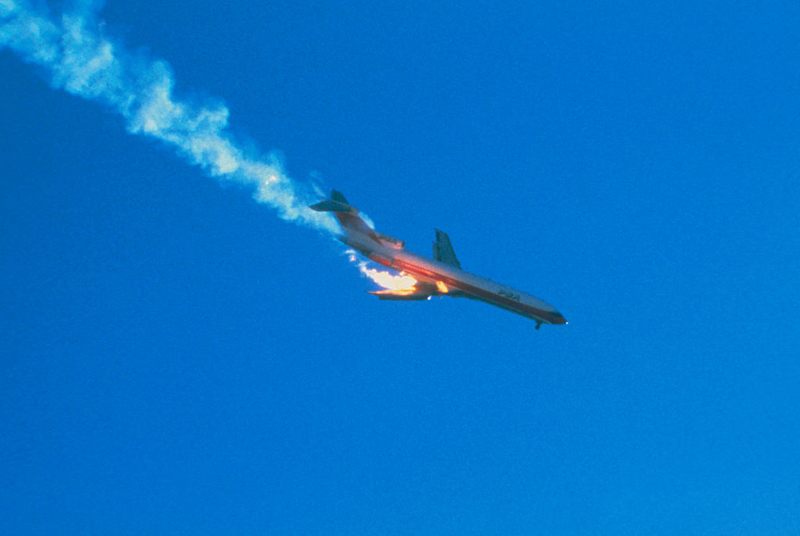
[309,199,354,213]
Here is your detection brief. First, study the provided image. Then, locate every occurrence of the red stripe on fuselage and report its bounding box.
[336,211,565,325]
[388,257,564,325]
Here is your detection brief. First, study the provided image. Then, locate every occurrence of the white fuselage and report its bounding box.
[341,233,566,326]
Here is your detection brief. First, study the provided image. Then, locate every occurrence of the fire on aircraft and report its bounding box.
[311,190,567,329]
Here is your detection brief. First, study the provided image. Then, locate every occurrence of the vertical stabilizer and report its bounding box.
[330,190,349,205]
[432,229,461,269]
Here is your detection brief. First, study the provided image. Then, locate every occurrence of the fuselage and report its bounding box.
[340,231,567,326]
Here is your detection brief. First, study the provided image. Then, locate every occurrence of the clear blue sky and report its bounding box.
[2,1,799,534]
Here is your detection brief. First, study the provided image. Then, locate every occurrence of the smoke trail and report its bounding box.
[0,0,338,234]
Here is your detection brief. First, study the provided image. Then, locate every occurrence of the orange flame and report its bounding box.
[347,251,417,291]
[358,262,418,291]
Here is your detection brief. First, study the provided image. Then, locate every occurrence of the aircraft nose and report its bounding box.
[551,311,568,325]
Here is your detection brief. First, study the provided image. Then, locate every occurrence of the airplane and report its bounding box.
[311,190,567,329]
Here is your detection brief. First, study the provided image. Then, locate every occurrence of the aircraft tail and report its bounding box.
[310,190,406,250]
[310,189,376,241]
[309,190,355,213]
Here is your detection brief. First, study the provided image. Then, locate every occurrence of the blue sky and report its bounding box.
[2,1,799,534]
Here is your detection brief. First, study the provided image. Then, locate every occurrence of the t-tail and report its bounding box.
[308,190,355,214]
[310,190,373,238]
[310,190,405,250]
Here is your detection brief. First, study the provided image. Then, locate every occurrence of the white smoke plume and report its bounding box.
[0,0,338,234]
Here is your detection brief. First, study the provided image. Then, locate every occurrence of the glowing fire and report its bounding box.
[358,262,417,291]
[436,281,449,294]
[348,252,417,291]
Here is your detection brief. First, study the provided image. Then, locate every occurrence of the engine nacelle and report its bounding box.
[375,232,405,250]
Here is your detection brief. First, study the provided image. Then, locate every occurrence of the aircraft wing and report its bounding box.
[367,282,438,301]
[367,289,433,301]
[432,229,461,269]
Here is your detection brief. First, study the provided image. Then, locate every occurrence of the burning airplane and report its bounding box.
[311,190,567,329]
